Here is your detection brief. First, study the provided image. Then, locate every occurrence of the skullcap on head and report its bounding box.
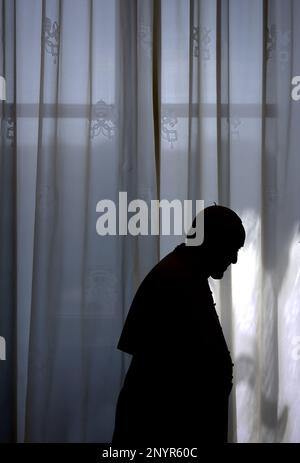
[188,204,245,246]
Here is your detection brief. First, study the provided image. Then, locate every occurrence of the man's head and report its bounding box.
[187,205,246,279]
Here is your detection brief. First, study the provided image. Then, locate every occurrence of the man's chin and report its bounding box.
[210,271,224,280]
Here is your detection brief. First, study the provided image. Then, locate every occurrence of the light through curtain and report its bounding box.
[0,0,300,443]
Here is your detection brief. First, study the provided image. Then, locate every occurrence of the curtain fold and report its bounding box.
[20,0,160,442]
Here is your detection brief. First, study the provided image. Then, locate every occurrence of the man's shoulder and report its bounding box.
[145,244,190,284]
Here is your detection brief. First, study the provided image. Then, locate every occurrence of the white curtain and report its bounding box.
[0,0,300,443]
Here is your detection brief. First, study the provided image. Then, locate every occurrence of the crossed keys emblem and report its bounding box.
[43,16,60,64]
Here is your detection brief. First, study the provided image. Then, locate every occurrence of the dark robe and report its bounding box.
[112,243,233,445]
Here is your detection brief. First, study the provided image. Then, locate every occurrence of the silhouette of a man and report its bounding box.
[112,205,246,444]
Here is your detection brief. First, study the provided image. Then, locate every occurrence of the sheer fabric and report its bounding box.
[0,0,299,442]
